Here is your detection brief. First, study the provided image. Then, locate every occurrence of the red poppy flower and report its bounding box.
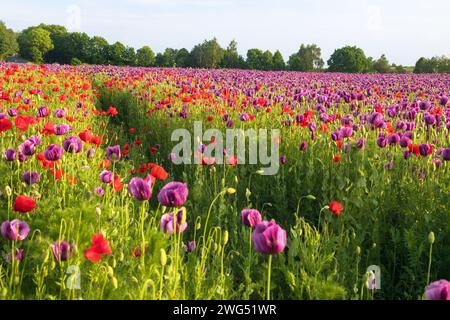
[329,201,344,216]
[151,165,168,180]
[112,175,123,192]
[13,195,36,213]
[138,163,148,174]
[79,130,93,142]
[84,233,112,263]
[333,155,341,162]
[107,106,118,116]
[0,119,13,132]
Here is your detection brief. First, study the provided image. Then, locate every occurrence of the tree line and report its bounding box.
[1,21,449,73]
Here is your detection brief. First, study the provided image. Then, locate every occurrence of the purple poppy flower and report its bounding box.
[241,209,262,228]
[37,106,49,117]
[341,127,353,138]
[160,208,187,234]
[44,144,63,161]
[299,141,308,151]
[106,145,121,161]
[439,96,448,106]
[252,220,287,255]
[4,149,16,161]
[387,133,400,146]
[439,148,450,161]
[425,280,450,300]
[226,120,235,128]
[50,240,73,261]
[1,220,30,241]
[55,124,71,136]
[18,140,35,156]
[356,137,366,149]
[99,170,113,184]
[157,181,189,207]
[86,148,95,158]
[128,176,152,201]
[21,171,40,185]
[8,108,18,117]
[94,186,105,196]
[5,248,24,264]
[279,155,287,165]
[62,136,83,153]
[54,109,67,118]
[399,136,411,148]
[376,137,387,148]
[239,113,250,122]
[185,240,196,253]
[419,144,432,157]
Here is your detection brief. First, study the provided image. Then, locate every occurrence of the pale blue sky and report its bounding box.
[1,0,449,66]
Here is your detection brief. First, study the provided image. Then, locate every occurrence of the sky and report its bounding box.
[1,0,449,66]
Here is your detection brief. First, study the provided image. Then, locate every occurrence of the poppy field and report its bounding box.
[0,63,450,300]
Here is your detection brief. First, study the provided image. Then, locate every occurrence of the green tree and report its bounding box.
[190,38,224,69]
[221,40,245,69]
[38,24,68,63]
[17,27,54,63]
[327,46,370,73]
[105,41,127,65]
[136,45,155,67]
[87,36,109,65]
[288,44,324,71]
[0,21,19,60]
[373,54,391,73]
[261,50,273,70]
[157,48,177,67]
[272,50,285,70]
[175,48,190,67]
[123,46,136,66]
[414,57,435,73]
[246,48,264,70]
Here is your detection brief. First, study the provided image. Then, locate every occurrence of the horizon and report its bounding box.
[1,0,450,66]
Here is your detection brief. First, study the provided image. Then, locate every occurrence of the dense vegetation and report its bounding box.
[1,21,449,73]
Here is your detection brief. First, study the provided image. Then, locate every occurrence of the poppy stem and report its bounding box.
[267,255,272,300]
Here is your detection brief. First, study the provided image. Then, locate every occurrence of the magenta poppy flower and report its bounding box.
[50,240,74,261]
[62,136,83,153]
[157,181,188,207]
[241,209,262,228]
[160,209,187,234]
[252,220,287,255]
[128,176,152,201]
[21,171,40,185]
[99,170,113,184]
[425,280,450,300]
[44,144,63,161]
[1,220,30,241]
[106,145,121,161]
[5,248,24,264]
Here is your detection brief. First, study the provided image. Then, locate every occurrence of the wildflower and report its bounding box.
[160,208,187,234]
[1,220,30,240]
[425,280,450,300]
[128,176,152,201]
[62,136,83,153]
[50,240,73,261]
[84,233,112,263]
[252,220,287,254]
[106,145,121,161]
[329,201,343,216]
[157,181,189,207]
[44,144,63,161]
[13,195,36,213]
[21,171,40,185]
[241,209,262,228]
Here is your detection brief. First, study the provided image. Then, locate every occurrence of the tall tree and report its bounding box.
[105,41,127,65]
[327,46,370,73]
[261,50,273,70]
[272,50,285,70]
[0,21,19,60]
[288,44,324,71]
[136,45,155,67]
[190,38,224,69]
[38,24,68,63]
[373,54,391,73]
[17,27,54,63]
[221,40,245,69]
[246,48,264,70]
[175,48,190,67]
[87,36,109,65]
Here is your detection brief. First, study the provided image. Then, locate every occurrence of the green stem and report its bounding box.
[267,255,272,300]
